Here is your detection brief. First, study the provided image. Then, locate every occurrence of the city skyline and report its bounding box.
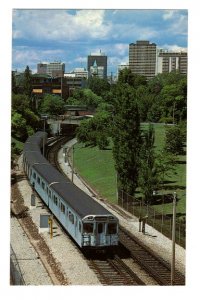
[12,9,188,76]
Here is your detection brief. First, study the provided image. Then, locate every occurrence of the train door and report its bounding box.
[96,222,105,246]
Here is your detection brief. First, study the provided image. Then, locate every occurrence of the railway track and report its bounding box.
[46,136,185,286]
[119,226,185,285]
[85,250,145,285]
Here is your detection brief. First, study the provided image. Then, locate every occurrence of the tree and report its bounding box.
[23,66,32,96]
[135,85,155,121]
[67,88,103,109]
[139,124,158,204]
[12,93,30,113]
[118,68,147,88]
[12,93,40,135]
[112,83,142,195]
[155,150,177,191]
[11,111,27,140]
[164,125,185,155]
[87,77,110,97]
[39,94,65,115]
[12,71,18,94]
[76,111,110,149]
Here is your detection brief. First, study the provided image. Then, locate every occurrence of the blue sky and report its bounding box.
[12,9,188,76]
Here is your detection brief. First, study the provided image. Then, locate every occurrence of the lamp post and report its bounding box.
[171,191,177,285]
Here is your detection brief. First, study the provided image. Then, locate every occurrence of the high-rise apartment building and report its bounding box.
[37,61,65,77]
[87,51,107,79]
[157,50,187,75]
[129,41,157,80]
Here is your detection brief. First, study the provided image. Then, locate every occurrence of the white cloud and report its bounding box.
[113,43,128,56]
[12,46,65,71]
[163,10,175,20]
[13,9,112,42]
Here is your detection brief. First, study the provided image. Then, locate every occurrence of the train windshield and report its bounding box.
[83,223,94,234]
[107,223,117,234]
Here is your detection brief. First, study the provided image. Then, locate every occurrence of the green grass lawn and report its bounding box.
[73,123,186,216]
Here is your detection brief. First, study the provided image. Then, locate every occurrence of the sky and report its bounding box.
[12,9,188,76]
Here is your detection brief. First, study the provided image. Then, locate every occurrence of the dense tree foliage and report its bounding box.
[12,71,18,94]
[76,69,187,197]
[67,88,103,110]
[76,111,110,149]
[23,65,32,97]
[87,77,111,97]
[112,83,142,195]
[11,93,40,141]
[164,124,185,155]
[139,124,158,203]
[118,68,147,88]
[39,94,65,115]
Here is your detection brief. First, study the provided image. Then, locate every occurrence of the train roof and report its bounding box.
[52,180,109,217]
[24,132,113,218]
[34,163,69,185]
[34,162,109,217]
[24,151,49,167]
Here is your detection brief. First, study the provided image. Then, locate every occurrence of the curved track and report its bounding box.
[46,136,185,286]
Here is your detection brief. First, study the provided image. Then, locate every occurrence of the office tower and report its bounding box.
[87,51,107,79]
[37,61,65,77]
[157,50,187,75]
[129,41,157,80]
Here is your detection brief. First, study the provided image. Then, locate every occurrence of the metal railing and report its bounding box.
[10,245,25,285]
[118,189,186,248]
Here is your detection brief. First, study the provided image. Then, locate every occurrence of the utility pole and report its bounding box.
[71,145,74,183]
[43,118,46,156]
[171,191,177,285]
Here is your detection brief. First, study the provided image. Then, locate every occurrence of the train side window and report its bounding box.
[79,222,82,232]
[53,195,58,206]
[33,172,36,179]
[37,176,40,184]
[69,211,74,224]
[83,223,93,234]
[42,182,45,190]
[107,223,117,234]
[60,202,65,213]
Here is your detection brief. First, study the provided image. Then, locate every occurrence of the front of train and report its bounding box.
[82,215,119,248]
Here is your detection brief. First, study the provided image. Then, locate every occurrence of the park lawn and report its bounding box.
[73,123,186,215]
[74,144,117,203]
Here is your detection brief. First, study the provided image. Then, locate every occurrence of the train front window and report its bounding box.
[107,223,117,234]
[98,223,104,234]
[83,223,93,234]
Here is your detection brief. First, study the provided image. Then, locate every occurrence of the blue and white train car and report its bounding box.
[23,132,119,248]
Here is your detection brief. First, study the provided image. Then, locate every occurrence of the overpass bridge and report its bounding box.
[46,115,93,135]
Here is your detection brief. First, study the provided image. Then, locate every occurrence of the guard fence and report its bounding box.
[118,189,186,248]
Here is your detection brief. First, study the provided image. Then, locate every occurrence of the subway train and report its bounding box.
[23,132,119,248]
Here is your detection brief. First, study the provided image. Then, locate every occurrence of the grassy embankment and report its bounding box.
[73,123,186,216]
[11,137,24,152]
